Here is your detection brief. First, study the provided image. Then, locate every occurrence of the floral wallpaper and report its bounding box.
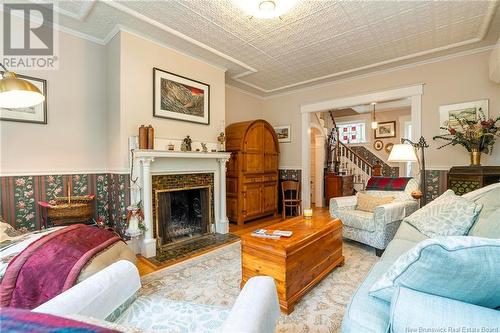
[108,174,130,236]
[0,173,130,234]
[425,170,448,201]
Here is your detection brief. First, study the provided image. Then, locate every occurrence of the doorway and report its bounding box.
[300,84,424,208]
[309,127,325,207]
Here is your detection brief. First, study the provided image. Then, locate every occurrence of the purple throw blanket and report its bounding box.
[0,224,122,309]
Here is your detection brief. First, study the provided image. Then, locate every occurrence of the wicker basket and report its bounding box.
[46,195,95,220]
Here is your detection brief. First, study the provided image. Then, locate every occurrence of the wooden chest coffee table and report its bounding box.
[240,215,344,314]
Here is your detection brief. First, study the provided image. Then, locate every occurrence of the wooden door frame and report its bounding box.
[300,84,424,209]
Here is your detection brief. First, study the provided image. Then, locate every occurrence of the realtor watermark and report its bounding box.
[1,1,59,70]
[405,327,499,333]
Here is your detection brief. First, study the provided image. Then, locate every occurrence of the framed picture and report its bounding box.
[439,100,488,134]
[0,73,47,124]
[385,142,394,154]
[374,121,396,139]
[153,67,210,125]
[373,140,383,151]
[274,125,291,143]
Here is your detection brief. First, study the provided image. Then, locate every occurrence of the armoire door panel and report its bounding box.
[244,123,263,152]
[243,184,262,217]
[264,153,278,172]
[262,183,277,213]
[244,153,264,173]
[263,128,278,154]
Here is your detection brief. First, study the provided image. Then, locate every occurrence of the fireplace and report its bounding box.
[155,186,211,247]
[131,148,230,258]
[152,173,215,249]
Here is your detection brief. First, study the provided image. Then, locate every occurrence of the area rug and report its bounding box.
[141,240,378,332]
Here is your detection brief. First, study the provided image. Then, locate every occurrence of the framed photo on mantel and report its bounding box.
[0,73,47,124]
[153,67,210,125]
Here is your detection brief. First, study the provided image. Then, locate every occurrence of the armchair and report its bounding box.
[330,178,419,255]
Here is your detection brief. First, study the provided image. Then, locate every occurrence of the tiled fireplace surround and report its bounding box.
[0,169,448,237]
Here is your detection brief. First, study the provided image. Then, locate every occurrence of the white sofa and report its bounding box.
[35,260,280,333]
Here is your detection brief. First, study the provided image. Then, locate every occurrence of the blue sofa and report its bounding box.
[340,183,500,333]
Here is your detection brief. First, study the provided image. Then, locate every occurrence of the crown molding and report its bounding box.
[103,25,229,72]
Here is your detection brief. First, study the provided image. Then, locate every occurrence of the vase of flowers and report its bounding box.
[125,201,146,237]
[433,110,499,166]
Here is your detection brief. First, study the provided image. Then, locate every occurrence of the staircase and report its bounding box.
[326,111,384,192]
[334,142,382,192]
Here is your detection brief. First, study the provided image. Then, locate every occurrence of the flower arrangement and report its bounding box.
[433,110,500,163]
[126,201,146,235]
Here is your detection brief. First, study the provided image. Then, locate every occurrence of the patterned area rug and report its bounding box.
[141,239,378,332]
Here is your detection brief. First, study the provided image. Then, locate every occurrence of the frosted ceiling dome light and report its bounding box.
[235,0,297,19]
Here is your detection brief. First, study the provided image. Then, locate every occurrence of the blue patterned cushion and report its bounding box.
[115,295,229,333]
[404,190,482,238]
[369,236,500,308]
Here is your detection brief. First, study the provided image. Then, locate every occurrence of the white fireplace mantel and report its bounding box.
[130,149,231,258]
[134,150,230,160]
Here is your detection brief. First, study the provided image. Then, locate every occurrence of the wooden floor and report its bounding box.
[137,207,330,276]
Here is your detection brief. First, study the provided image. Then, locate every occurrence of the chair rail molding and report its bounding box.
[300,84,424,208]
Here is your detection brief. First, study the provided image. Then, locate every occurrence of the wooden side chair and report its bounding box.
[281,181,302,219]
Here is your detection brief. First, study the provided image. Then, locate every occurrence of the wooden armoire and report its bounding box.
[225,120,280,225]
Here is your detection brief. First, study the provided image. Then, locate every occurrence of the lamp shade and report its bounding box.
[388,144,417,162]
[0,71,45,108]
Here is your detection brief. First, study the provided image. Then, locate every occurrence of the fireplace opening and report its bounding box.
[155,186,211,247]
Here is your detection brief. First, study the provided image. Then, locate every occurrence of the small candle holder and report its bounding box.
[303,209,313,219]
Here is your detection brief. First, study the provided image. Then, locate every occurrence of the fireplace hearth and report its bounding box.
[155,186,211,247]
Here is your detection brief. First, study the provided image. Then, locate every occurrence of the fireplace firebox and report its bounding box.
[155,186,211,247]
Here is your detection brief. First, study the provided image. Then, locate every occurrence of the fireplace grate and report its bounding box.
[155,186,211,247]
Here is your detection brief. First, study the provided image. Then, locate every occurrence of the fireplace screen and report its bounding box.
[155,186,211,247]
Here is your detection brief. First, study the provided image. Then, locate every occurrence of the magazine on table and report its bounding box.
[251,229,293,239]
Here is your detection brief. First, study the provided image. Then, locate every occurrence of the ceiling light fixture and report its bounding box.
[370,102,378,129]
[0,63,45,108]
[235,0,297,19]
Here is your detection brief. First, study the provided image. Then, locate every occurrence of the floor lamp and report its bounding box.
[388,137,429,205]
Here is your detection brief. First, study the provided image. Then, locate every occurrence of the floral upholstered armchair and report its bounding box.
[330,177,419,255]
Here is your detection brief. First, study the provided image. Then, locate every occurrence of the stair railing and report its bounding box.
[334,142,382,188]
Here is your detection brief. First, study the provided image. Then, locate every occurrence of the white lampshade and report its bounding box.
[388,144,417,162]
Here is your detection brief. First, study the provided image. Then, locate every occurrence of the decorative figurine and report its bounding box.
[182,135,192,151]
[217,132,226,152]
[201,142,208,153]
[125,201,146,237]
